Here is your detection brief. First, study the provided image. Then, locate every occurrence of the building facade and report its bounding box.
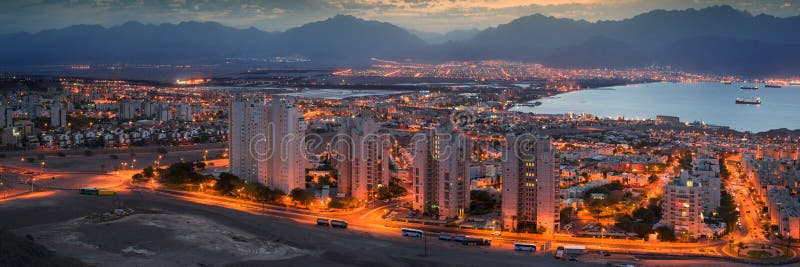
[334,116,391,201]
[265,96,307,194]
[661,175,710,238]
[501,134,560,233]
[228,97,268,184]
[412,125,472,219]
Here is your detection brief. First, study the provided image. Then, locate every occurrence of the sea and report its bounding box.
[511,82,800,132]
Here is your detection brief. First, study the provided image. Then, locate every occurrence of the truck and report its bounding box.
[330,219,348,228]
[461,237,491,246]
[98,190,116,196]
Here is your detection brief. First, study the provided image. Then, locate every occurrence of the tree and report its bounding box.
[142,166,155,178]
[716,189,739,233]
[560,207,574,225]
[215,172,242,195]
[377,177,408,200]
[655,226,677,241]
[328,197,359,210]
[719,157,731,181]
[469,190,497,215]
[290,188,314,206]
[648,174,659,184]
[425,203,439,216]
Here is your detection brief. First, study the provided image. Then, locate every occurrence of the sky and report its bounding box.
[1,0,799,34]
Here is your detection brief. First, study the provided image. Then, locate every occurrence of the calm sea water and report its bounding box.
[511,82,800,132]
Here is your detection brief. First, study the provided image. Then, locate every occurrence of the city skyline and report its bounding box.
[2,1,800,267]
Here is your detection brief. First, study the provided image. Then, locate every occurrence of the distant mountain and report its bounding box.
[411,29,480,44]
[542,36,650,69]
[0,15,424,66]
[277,15,426,63]
[3,6,800,76]
[411,5,800,75]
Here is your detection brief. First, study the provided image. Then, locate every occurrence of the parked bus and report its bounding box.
[564,245,585,256]
[401,228,424,238]
[439,232,454,241]
[98,190,115,196]
[453,235,467,242]
[330,219,348,228]
[461,237,491,246]
[80,188,99,195]
[316,218,331,226]
[514,243,537,252]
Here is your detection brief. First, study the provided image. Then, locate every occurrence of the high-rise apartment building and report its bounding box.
[50,102,67,128]
[228,97,268,183]
[265,96,307,194]
[334,116,390,201]
[661,174,708,238]
[412,125,472,219]
[501,134,560,233]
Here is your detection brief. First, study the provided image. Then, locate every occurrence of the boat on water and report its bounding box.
[721,80,733,84]
[736,97,761,104]
[740,85,759,90]
[765,84,782,88]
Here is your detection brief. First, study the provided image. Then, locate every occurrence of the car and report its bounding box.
[492,231,501,236]
[603,252,611,257]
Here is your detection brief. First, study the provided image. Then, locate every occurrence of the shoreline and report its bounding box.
[510,81,800,134]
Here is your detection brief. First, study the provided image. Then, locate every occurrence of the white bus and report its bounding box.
[514,243,537,252]
[439,232,454,240]
[401,228,424,238]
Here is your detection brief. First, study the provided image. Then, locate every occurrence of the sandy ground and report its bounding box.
[0,188,599,267]
[18,212,307,266]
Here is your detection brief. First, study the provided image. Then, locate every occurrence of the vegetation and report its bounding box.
[615,202,661,238]
[560,207,574,225]
[134,162,285,203]
[377,177,408,200]
[469,190,496,215]
[719,157,731,181]
[290,188,315,206]
[714,189,739,233]
[655,226,677,241]
[157,161,210,185]
[583,181,625,212]
[678,150,693,170]
[328,197,359,209]
[648,174,659,184]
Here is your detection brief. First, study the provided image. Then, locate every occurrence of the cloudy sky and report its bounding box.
[1,0,799,34]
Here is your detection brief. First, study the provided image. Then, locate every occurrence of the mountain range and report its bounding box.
[1,6,800,76]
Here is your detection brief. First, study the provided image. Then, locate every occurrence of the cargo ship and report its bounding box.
[740,85,759,90]
[764,84,782,88]
[736,97,761,104]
